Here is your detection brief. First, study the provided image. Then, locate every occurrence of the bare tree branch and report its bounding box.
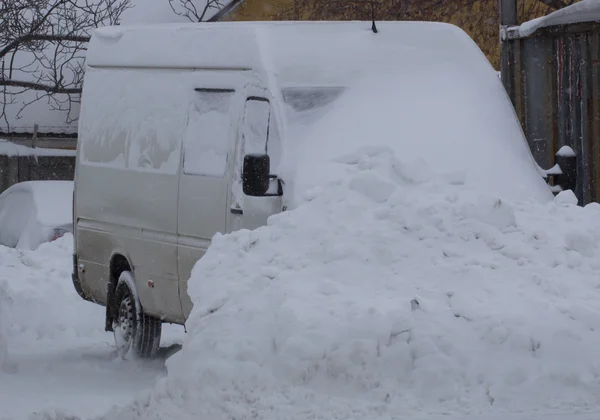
[0,0,132,132]
[168,0,227,22]
[0,34,91,59]
[0,79,82,94]
[538,0,571,10]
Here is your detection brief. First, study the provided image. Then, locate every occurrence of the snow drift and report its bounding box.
[99,76,600,418]
[0,236,99,349]
[104,163,600,419]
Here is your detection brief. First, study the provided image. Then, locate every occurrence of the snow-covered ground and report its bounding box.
[0,236,184,420]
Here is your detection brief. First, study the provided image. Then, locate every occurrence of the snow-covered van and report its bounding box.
[72,21,551,358]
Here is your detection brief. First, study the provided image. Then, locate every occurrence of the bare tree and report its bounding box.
[0,0,132,131]
[537,0,577,11]
[168,0,244,22]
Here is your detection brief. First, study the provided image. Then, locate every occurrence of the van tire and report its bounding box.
[112,271,161,359]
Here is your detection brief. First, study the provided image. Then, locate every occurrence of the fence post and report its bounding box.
[499,0,517,26]
[31,123,38,149]
[500,0,518,105]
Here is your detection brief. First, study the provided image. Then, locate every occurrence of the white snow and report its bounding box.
[242,99,270,155]
[183,90,234,177]
[557,145,576,157]
[79,68,188,174]
[87,21,488,88]
[0,181,73,251]
[281,72,552,207]
[518,0,600,37]
[0,236,185,419]
[29,181,74,227]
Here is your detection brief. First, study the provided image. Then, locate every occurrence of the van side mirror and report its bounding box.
[243,154,270,196]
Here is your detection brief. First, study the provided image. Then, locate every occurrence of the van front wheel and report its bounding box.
[112,271,161,359]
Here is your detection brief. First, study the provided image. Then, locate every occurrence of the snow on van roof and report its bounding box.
[88,21,489,86]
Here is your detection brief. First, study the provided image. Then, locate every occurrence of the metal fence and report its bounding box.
[0,151,76,194]
[501,20,600,205]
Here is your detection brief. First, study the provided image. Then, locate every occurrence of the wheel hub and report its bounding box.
[114,296,134,353]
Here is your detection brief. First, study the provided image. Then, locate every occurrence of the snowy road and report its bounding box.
[1,343,167,419]
[0,236,184,420]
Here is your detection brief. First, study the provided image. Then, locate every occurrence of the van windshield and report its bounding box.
[282,86,345,127]
[282,87,345,112]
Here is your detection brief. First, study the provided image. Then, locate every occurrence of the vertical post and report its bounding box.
[499,0,517,26]
[500,0,518,106]
[31,124,39,170]
[31,123,38,149]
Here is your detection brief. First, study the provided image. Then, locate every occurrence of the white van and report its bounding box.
[72,21,542,358]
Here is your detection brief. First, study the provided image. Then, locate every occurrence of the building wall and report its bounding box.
[225,0,573,69]
[224,0,290,21]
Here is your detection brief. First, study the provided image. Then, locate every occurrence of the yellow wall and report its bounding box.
[225,0,569,68]
[224,0,290,21]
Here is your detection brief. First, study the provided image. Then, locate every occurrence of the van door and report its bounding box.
[177,88,236,319]
[229,97,283,232]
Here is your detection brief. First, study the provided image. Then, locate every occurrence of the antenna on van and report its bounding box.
[370,0,378,33]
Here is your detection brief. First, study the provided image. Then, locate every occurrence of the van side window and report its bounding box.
[183,89,235,177]
[243,98,271,155]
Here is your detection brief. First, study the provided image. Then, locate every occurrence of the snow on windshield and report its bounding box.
[280,67,552,207]
[282,87,345,112]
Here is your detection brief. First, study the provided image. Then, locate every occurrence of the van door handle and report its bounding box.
[230,207,243,215]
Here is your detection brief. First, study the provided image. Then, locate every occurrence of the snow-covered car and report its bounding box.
[0,181,73,251]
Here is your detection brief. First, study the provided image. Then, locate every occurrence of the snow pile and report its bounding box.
[28,181,74,227]
[518,0,600,37]
[1,236,98,346]
[0,181,73,251]
[101,153,600,419]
